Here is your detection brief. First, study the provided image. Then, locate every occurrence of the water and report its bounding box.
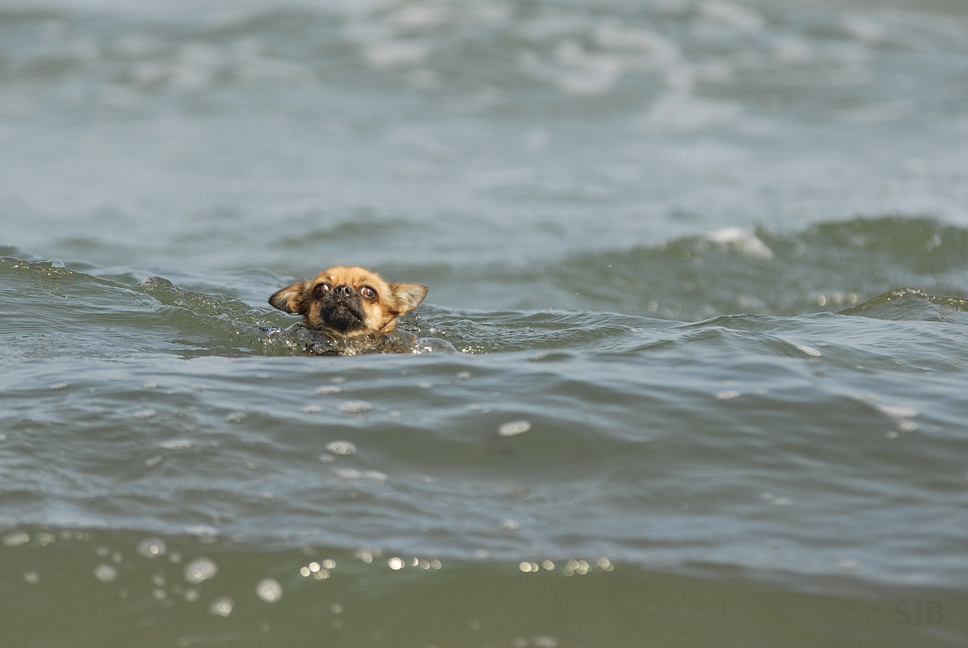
[1,0,967,646]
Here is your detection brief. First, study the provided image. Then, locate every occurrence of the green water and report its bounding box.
[4,530,967,647]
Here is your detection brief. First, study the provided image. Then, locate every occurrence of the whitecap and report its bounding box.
[877,405,918,419]
[704,227,774,259]
[498,420,531,436]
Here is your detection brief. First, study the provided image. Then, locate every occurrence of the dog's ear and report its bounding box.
[389,283,427,314]
[269,281,309,314]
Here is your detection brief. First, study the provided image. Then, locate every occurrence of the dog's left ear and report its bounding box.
[390,283,427,314]
[269,281,309,314]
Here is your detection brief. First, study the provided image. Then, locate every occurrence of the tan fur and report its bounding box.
[269,265,427,338]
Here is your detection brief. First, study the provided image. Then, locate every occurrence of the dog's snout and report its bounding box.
[333,284,355,299]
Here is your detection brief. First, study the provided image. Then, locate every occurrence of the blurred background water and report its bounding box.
[1,0,966,646]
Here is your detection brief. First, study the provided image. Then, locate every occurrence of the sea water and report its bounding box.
[1,0,966,646]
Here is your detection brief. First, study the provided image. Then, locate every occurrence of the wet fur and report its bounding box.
[269,265,427,339]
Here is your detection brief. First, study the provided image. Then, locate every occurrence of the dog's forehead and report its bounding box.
[313,265,387,288]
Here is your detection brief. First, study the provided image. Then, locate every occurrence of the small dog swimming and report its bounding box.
[269,265,428,354]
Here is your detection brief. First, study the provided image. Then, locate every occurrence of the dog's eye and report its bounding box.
[313,282,331,298]
[360,285,377,301]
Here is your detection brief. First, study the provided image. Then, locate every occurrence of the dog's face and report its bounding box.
[269,265,427,337]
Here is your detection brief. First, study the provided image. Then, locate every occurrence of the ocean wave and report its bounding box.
[3,216,966,359]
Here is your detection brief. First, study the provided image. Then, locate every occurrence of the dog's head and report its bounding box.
[269,265,427,337]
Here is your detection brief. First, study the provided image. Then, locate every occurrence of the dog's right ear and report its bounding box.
[269,281,309,314]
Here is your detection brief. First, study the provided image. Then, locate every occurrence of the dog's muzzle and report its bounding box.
[320,286,366,332]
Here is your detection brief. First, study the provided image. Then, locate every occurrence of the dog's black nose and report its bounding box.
[333,284,355,299]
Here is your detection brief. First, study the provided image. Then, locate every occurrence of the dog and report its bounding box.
[269,265,427,340]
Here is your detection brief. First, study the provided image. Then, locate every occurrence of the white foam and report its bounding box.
[772,37,813,63]
[878,405,918,419]
[641,93,744,133]
[594,24,681,64]
[704,227,774,259]
[362,41,429,70]
[339,400,373,414]
[325,440,357,456]
[498,420,531,436]
[696,1,765,36]
[159,439,193,450]
[796,345,823,357]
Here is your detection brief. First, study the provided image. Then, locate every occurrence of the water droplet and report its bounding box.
[387,557,405,570]
[498,420,531,436]
[3,531,29,547]
[255,578,283,603]
[209,597,234,617]
[94,563,118,582]
[138,538,167,558]
[185,557,218,583]
[23,571,40,584]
